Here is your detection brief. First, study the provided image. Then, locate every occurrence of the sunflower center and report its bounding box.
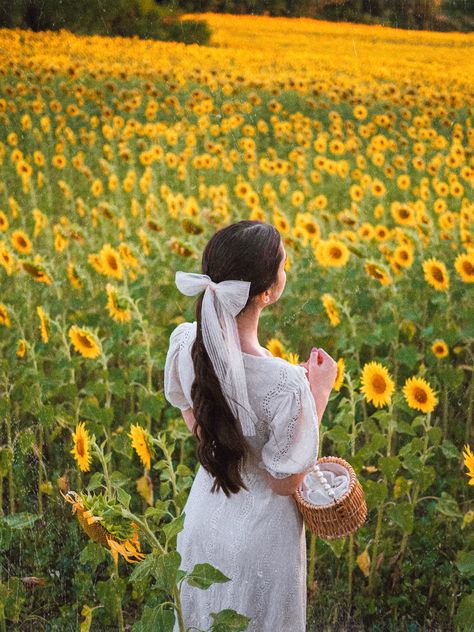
[107,255,118,270]
[78,333,94,349]
[76,436,85,457]
[463,261,473,275]
[414,387,428,403]
[329,247,342,258]
[399,208,410,218]
[372,375,387,394]
[432,266,444,282]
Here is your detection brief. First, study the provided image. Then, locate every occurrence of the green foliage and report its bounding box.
[0,0,212,45]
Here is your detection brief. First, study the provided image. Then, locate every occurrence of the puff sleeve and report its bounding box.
[164,323,193,412]
[259,366,319,480]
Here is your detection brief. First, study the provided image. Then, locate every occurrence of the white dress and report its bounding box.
[164,321,320,632]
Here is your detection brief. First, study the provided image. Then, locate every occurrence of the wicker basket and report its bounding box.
[292,456,368,540]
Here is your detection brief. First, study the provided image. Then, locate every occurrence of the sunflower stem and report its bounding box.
[112,555,124,632]
[442,385,449,442]
[5,413,15,514]
[173,583,186,632]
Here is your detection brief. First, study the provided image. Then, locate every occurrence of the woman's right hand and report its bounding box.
[307,348,338,396]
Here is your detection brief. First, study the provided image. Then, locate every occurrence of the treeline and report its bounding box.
[0,0,211,44]
[172,0,473,31]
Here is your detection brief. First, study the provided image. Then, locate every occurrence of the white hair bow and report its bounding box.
[175,271,258,437]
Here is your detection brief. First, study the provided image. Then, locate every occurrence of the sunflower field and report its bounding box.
[0,12,473,632]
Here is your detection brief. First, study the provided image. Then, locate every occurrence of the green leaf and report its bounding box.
[86,472,104,492]
[427,427,442,446]
[456,551,474,578]
[37,405,56,428]
[1,513,40,530]
[110,470,129,488]
[386,502,414,534]
[395,345,419,369]
[18,429,36,454]
[133,604,175,632]
[117,487,131,510]
[176,464,193,477]
[186,563,231,590]
[454,591,474,630]
[394,420,416,436]
[325,426,350,446]
[440,439,460,460]
[323,536,346,558]
[96,577,126,618]
[152,551,182,594]
[79,541,108,572]
[418,465,436,493]
[209,609,252,631]
[363,479,388,510]
[163,513,186,546]
[130,552,162,584]
[377,456,400,482]
[141,394,163,420]
[435,492,462,519]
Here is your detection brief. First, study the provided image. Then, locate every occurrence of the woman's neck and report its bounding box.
[235,305,265,355]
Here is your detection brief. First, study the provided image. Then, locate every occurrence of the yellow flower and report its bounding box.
[454,251,474,283]
[21,260,53,285]
[266,338,285,358]
[61,490,145,564]
[431,339,449,358]
[0,303,11,328]
[360,361,395,408]
[324,238,350,268]
[364,260,392,286]
[105,284,132,323]
[67,262,83,290]
[333,358,345,391]
[128,424,152,470]
[11,229,32,255]
[70,422,93,472]
[284,352,300,365]
[402,376,438,414]
[462,445,474,486]
[36,306,48,343]
[321,293,340,327]
[16,338,27,357]
[99,243,123,280]
[68,325,102,359]
[422,257,449,291]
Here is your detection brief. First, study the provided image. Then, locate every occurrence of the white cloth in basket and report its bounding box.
[300,462,350,506]
[164,321,320,632]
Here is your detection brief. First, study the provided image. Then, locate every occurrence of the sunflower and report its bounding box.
[360,361,395,408]
[11,229,32,254]
[0,210,9,231]
[454,251,474,283]
[333,358,345,391]
[0,244,15,276]
[105,284,132,323]
[393,245,414,268]
[67,262,83,290]
[61,490,145,564]
[321,293,340,327]
[323,238,350,268]
[391,203,416,227]
[422,257,449,291]
[21,260,53,285]
[462,445,474,486]
[36,306,48,343]
[364,260,392,286]
[128,424,152,470]
[0,303,11,328]
[266,338,285,358]
[431,339,449,358]
[402,376,438,414]
[284,352,300,364]
[70,422,93,472]
[68,325,102,359]
[16,338,27,358]
[99,243,123,280]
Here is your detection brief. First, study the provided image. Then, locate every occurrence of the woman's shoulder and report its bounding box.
[169,321,196,348]
[245,353,308,391]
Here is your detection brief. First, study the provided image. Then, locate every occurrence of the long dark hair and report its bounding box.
[189,220,284,497]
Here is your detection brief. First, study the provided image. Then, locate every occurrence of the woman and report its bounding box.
[164,220,337,631]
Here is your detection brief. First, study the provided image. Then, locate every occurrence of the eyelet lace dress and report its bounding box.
[164,322,319,632]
